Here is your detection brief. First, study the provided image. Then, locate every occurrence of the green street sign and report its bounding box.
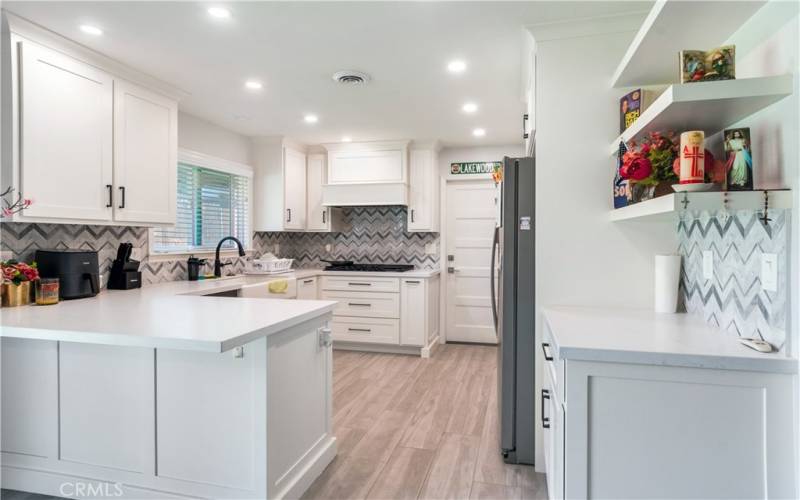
[450,161,501,175]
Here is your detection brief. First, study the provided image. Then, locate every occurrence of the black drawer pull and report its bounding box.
[405,280,420,284]
[106,184,113,208]
[348,282,371,286]
[348,328,371,333]
[542,342,553,361]
[348,302,371,307]
[303,279,315,284]
[541,389,550,429]
[118,186,126,209]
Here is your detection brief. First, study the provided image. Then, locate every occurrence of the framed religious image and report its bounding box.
[724,127,753,191]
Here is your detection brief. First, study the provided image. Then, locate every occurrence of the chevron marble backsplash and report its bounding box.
[678,209,789,350]
[0,207,438,287]
[254,206,439,269]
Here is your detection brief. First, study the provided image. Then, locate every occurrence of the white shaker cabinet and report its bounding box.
[407,147,440,232]
[113,79,177,224]
[253,138,307,232]
[297,277,318,300]
[399,275,439,348]
[306,154,342,232]
[17,41,114,222]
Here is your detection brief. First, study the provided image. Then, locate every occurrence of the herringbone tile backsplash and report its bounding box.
[678,209,789,350]
[0,206,439,286]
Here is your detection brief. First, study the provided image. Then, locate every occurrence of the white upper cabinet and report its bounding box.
[283,147,307,230]
[6,22,181,227]
[306,154,342,232]
[407,147,440,232]
[253,138,308,232]
[113,79,177,225]
[18,41,113,222]
[326,141,408,185]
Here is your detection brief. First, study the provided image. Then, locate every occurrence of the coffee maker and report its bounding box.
[35,249,100,299]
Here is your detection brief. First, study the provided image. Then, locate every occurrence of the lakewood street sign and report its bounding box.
[450,161,501,175]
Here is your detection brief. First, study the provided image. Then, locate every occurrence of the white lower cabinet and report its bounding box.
[541,322,797,499]
[323,274,439,357]
[297,277,318,300]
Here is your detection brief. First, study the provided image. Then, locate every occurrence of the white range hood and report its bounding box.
[321,140,409,206]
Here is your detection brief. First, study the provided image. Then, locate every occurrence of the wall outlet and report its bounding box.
[325,244,332,253]
[761,253,778,292]
[272,244,280,255]
[0,250,13,261]
[702,250,713,280]
[425,242,438,255]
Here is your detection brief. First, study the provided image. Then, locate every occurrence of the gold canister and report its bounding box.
[35,278,59,305]
[1,281,32,307]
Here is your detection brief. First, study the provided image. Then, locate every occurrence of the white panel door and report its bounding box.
[306,154,330,231]
[446,180,498,343]
[19,41,113,221]
[113,79,177,224]
[284,147,306,230]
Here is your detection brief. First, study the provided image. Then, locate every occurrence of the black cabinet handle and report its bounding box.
[405,280,420,284]
[411,209,415,223]
[286,208,291,223]
[348,328,371,333]
[106,184,113,208]
[118,186,126,209]
[348,302,371,307]
[348,282,371,286]
[523,113,529,140]
[541,389,550,429]
[303,279,315,284]
[542,342,553,361]
[322,210,326,224]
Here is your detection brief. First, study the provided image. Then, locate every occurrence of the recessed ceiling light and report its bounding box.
[304,114,319,124]
[447,60,467,73]
[341,136,352,143]
[473,128,486,137]
[462,102,478,113]
[207,7,231,19]
[79,25,103,36]
[244,80,263,90]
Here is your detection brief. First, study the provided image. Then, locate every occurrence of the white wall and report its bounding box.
[532,30,678,469]
[178,112,253,166]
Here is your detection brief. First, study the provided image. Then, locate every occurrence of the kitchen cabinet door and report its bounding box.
[306,154,333,231]
[283,147,307,230]
[18,41,113,221]
[297,277,318,300]
[113,79,177,225]
[400,279,426,346]
[407,149,439,232]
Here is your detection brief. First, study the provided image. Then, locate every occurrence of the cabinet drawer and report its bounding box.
[321,290,399,319]
[321,276,400,293]
[331,317,399,345]
[542,319,564,403]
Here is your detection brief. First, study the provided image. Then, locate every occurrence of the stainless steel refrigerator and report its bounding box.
[492,156,535,464]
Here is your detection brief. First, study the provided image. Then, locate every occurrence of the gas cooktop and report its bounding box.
[322,260,414,272]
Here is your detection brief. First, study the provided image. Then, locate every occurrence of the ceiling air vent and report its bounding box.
[332,70,371,85]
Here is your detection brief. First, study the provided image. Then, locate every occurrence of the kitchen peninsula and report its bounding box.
[0,276,338,499]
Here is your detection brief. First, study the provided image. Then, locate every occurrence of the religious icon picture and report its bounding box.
[724,127,753,191]
[679,45,735,83]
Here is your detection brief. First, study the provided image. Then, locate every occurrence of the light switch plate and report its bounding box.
[325,244,332,252]
[761,253,778,292]
[702,250,713,280]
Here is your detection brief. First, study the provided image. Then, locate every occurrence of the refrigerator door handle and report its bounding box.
[490,226,499,332]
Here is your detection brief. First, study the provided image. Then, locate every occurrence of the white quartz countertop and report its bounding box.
[543,306,797,374]
[0,274,336,353]
[0,268,440,352]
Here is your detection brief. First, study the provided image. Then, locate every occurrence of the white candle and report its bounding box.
[679,131,705,184]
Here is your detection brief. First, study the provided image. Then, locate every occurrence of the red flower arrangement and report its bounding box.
[621,132,680,187]
[1,260,39,285]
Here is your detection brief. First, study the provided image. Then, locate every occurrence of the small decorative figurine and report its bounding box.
[679,131,705,184]
[724,127,753,191]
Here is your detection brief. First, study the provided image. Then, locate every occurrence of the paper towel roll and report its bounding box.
[654,255,681,313]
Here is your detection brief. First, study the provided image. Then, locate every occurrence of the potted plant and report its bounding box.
[1,260,39,307]
[621,132,680,203]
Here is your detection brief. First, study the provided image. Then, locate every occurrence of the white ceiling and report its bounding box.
[4,1,650,147]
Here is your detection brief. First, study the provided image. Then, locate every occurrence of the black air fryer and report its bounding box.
[35,249,100,299]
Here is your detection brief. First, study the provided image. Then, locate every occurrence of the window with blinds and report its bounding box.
[152,163,250,253]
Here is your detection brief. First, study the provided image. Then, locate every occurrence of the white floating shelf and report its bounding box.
[608,75,793,156]
[609,190,792,222]
[611,0,767,88]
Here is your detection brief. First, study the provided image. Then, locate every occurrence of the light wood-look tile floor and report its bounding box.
[303,344,547,500]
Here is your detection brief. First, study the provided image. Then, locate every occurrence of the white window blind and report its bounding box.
[152,163,250,253]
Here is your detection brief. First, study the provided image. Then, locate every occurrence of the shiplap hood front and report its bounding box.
[321,141,409,206]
